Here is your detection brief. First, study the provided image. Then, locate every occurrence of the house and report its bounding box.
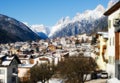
[18,63,36,82]
[18,54,38,82]
[56,44,62,49]
[0,54,21,83]
[104,1,120,79]
[47,44,56,52]
[95,32,108,70]
[60,37,66,46]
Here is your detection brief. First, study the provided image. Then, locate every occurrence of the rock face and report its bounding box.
[49,5,108,38]
[0,14,40,43]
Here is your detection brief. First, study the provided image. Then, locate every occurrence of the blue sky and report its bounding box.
[0,0,109,26]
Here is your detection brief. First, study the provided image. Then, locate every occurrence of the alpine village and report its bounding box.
[0,1,120,83]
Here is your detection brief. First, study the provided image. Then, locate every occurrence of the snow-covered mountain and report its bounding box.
[24,0,118,39]
[31,24,50,35]
[30,24,50,39]
[49,16,71,37]
[49,5,108,38]
[23,23,50,39]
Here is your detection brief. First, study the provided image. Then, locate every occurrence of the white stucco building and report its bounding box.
[104,1,120,79]
[0,55,21,83]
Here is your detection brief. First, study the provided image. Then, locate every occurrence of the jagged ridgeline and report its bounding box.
[49,5,108,38]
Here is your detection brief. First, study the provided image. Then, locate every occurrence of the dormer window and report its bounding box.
[113,18,120,27]
[113,18,120,32]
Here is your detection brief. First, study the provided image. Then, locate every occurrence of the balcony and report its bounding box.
[113,18,120,32]
[12,68,18,76]
[12,73,17,76]
[97,44,100,49]
[103,45,106,49]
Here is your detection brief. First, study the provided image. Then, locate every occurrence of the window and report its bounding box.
[113,18,120,27]
[113,18,120,32]
[108,20,111,28]
[113,37,114,46]
[0,69,5,74]
[12,68,16,73]
[109,56,115,64]
[0,79,4,83]
[109,56,112,64]
[109,38,111,46]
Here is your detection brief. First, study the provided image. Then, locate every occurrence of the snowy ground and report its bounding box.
[37,78,64,83]
[38,78,120,83]
[48,79,64,83]
[85,78,120,83]
[106,78,120,83]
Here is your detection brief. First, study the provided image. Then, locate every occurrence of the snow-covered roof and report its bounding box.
[2,61,11,66]
[0,54,5,58]
[97,32,108,35]
[97,32,108,38]
[18,64,35,68]
[6,56,14,60]
[103,34,108,38]
[0,55,21,67]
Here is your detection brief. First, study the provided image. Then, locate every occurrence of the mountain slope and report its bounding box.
[0,14,40,43]
[37,32,48,39]
[49,5,108,38]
